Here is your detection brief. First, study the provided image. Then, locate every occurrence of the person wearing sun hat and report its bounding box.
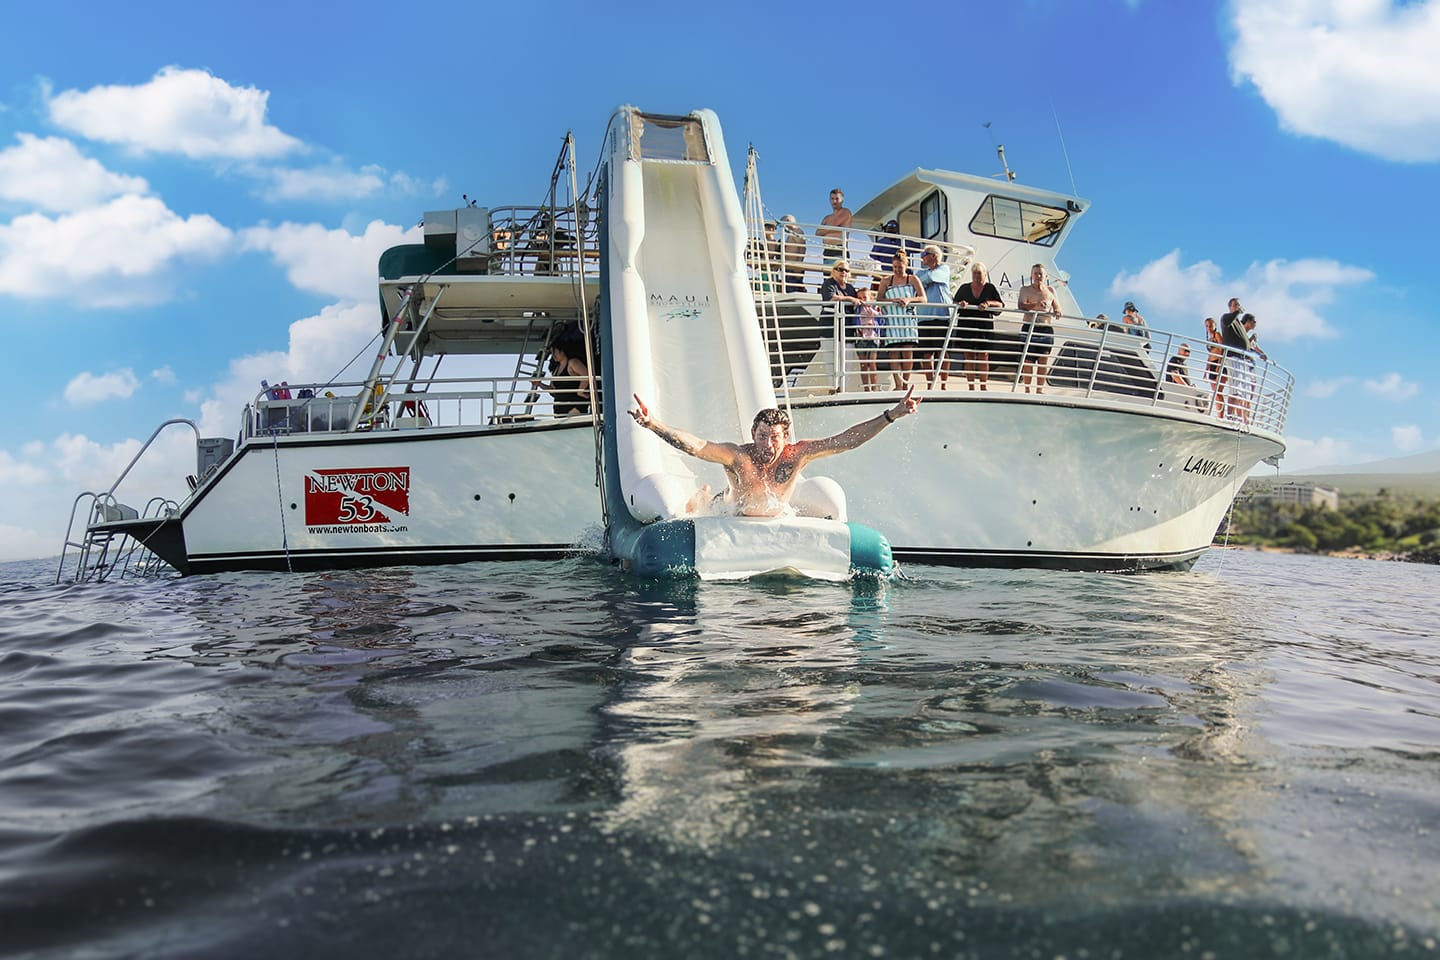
[1122,300,1150,350]
[777,214,808,292]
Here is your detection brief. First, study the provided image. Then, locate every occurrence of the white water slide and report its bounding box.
[603,108,883,580]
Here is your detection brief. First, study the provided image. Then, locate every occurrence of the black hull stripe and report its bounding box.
[178,544,1203,576]
[185,544,584,575]
[890,546,1204,573]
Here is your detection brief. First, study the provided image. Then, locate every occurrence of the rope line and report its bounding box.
[1214,428,1246,575]
[272,433,293,574]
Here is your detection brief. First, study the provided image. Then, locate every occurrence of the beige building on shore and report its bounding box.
[1242,479,1340,511]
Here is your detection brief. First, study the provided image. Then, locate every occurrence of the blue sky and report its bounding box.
[3,0,1438,561]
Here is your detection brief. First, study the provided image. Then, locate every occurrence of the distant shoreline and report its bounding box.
[1214,543,1439,564]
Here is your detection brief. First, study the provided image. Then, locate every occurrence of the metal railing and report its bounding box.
[242,310,1286,442]
[56,418,201,583]
[242,375,596,440]
[756,301,1293,433]
[482,204,601,279]
[745,220,975,296]
[57,489,182,584]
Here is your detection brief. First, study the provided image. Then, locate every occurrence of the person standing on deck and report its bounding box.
[1121,301,1150,351]
[951,262,1004,390]
[869,220,902,279]
[1218,298,1250,420]
[914,245,953,390]
[873,250,925,391]
[1203,316,1224,412]
[778,214,809,293]
[818,188,853,263]
[1016,263,1061,393]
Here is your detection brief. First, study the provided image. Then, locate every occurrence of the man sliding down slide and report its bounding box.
[628,386,921,517]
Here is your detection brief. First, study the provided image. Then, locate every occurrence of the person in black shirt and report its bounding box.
[820,261,866,392]
[819,260,862,322]
[951,262,1004,390]
[1215,297,1248,417]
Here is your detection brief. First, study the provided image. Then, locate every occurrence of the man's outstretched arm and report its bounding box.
[629,395,738,464]
[801,385,921,461]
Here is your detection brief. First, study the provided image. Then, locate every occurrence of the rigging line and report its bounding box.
[321,326,385,391]
[564,131,607,521]
[291,297,395,428]
[587,110,624,191]
[1049,99,1079,199]
[744,146,791,419]
[272,433,293,574]
[582,110,627,530]
[1215,428,1246,575]
[120,501,182,577]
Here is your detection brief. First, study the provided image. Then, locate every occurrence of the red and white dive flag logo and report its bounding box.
[305,467,410,527]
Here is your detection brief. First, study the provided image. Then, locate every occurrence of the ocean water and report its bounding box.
[1,549,1436,959]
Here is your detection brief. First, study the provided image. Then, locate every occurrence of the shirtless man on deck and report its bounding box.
[628,387,921,517]
[817,188,853,262]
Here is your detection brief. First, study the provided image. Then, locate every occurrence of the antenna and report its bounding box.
[997,145,1016,182]
[1050,100,1079,198]
[983,122,1016,182]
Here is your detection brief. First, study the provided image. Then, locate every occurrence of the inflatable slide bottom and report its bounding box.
[619,515,893,581]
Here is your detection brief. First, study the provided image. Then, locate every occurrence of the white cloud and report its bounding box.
[2,292,386,563]
[1304,376,1353,399]
[65,369,141,406]
[1108,249,1372,342]
[47,67,302,160]
[195,349,289,440]
[1392,424,1424,451]
[151,365,177,384]
[261,164,387,202]
[0,430,195,563]
[194,301,379,438]
[241,219,418,301]
[0,449,48,486]
[0,195,231,307]
[0,134,149,212]
[1230,0,1440,162]
[388,172,449,197]
[1364,372,1419,400]
[1278,434,1359,472]
[256,166,448,204]
[287,302,380,379]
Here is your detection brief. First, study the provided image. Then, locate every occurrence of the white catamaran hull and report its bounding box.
[788,397,1278,569]
[163,396,1273,574]
[175,423,600,573]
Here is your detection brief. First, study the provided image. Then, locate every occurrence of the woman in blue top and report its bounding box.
[873,250,924,391]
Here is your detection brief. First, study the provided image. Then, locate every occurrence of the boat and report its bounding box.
[57,106,1292,582]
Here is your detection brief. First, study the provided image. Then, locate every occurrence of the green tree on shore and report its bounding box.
[1223,494,1440,556]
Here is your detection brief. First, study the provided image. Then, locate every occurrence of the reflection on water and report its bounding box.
[603,580,870,848]
[0,551,1436,957]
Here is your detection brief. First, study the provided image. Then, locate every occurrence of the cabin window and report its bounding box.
[968,195,1069,246]
[920,191,946,240]
[628,114,710,162]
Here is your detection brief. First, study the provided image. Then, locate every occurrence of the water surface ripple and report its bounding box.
[1,550,1436,958]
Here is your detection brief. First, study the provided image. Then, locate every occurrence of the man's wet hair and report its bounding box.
[752,408,791,431]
